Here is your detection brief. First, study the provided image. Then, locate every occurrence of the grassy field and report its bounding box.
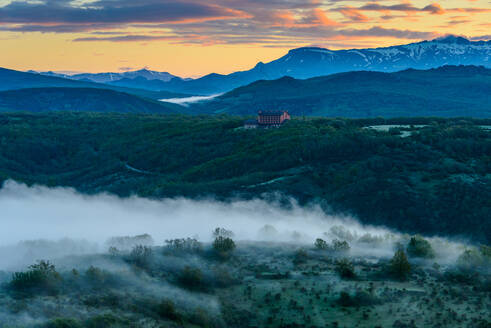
[0,234,489,328]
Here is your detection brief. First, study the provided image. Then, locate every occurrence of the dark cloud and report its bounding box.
[358,2,445,15]
[0,0,245,24]
[0,0,485,47]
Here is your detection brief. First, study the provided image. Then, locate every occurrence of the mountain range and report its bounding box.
[29,36,490,96]
[0,68,185,113]
[31,68,182,83]
[194,65,491,118]
[1,35,490,117]
[145,36,491,95]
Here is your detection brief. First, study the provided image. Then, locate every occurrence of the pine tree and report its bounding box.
[390,249,411,280]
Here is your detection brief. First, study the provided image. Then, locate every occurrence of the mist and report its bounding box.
[159,94,221,106]
[0,180,468,271]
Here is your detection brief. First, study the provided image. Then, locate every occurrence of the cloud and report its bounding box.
[0,0,486,47]
[357,2,445,14]
[0,0,247,25]
[337,6,369,22]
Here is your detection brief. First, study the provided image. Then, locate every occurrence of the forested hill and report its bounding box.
[195,65,491,118]
[0,88,181,114]
[0,113,489,243]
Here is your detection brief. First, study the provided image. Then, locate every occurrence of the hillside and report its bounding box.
[0,113,489,243]
[0,67,189,100]
[0,88,181,114]
[150,36,490,95]
[196,65,491,118]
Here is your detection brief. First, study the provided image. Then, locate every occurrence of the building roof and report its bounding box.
[258,110,288,116]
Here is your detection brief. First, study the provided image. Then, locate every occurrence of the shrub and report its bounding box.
[9,260,62,296]
[335,258,356,279]
[85,314,129,328]
[331,239,350,252]
[42,318,83,328]
[314,238,329,250]
[337,290,380,307]
[165,238,202,253]
[212,236,236,256]
[213,266,237,287]
[479,245,491,258]
[406,236,435,259]
[84,266,115,288]
[178,266,205,291]
[292,248,308,265]
[390,249,411,280]
[337,291,352,307]
[157,299,181,322]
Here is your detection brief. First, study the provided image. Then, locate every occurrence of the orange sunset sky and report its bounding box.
[1,0,490,77]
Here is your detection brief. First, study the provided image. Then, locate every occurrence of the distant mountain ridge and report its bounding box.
[32,68,183,83]
[151,35,491,95]
[0,67,189,100]
[194,65,491,118]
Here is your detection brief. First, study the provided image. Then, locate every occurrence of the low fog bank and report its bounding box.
[159,94,221,106]
[0,180,470,271]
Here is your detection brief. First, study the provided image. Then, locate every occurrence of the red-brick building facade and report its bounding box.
[257,110,291,127]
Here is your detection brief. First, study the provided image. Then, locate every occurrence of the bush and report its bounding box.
[157,299,181,322]
[84,266,116,288]
[178,266,205,291]
[292,248,308,265]
[165,238,202,253]
[337,290,380,307]
[212,236,236,256]
[390,249,411,280]
[479,245,491,258]
[42,318,83,328]
[314,238,329,250]
[9,260,62,296]
[406,236,435,259]
[335,258,356,279]
[85,314,129,328]
[331,239,351,252]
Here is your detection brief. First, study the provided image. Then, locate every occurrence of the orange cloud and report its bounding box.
[312,8,339,26]
[338,7,370,22]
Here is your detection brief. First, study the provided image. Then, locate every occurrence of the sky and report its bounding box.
[0,0,490,77]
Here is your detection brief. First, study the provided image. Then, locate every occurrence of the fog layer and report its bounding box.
[0,180,466,270]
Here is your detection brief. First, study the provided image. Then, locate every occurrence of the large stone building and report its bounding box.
[244,110,291,128]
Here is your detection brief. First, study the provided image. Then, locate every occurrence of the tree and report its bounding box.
[212,236,236,258]
[406,236,435,259]
[390,249,411,280]
[129,245,153,268]
[212,227,234,239]
[314,238,329,250]
[331,239,350,252]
